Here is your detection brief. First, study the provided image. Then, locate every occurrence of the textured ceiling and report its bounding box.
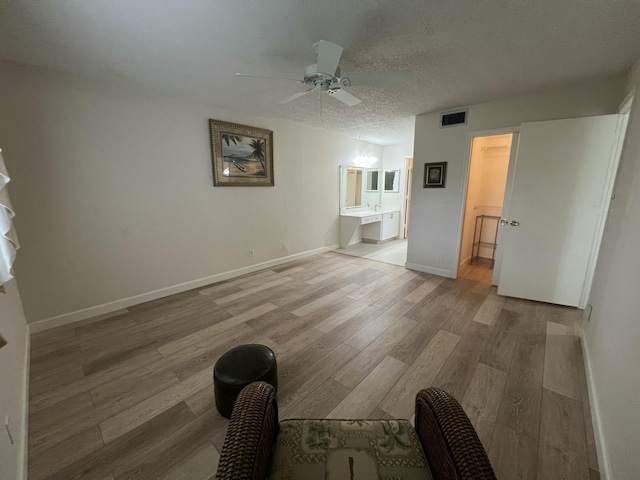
[1,1,639,145]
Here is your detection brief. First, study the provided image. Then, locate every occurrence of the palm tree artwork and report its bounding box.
[249,138,266,176]
[219,133,267,177]
[221,133,243,147]
[211,119,273,185]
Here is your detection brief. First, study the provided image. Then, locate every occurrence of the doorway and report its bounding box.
[458,134,513,283]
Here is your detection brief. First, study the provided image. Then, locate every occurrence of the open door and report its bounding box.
[492,132,519,286]
[497,115,621,307]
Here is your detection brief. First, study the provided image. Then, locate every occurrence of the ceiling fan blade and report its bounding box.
[235,73,303,83]
[316,40,343,77]
[280,88,314,105]
[327,88,361,107]
[343,71,410,87]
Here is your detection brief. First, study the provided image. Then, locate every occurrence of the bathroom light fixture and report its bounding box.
[354,154,377,168]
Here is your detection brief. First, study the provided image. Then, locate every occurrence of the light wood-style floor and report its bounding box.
[28,253,599,480]
[333,238,408,266]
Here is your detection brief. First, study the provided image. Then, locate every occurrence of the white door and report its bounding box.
[492,132,519,286]
[497,115,620,307]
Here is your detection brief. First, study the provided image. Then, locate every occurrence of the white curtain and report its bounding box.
[0,149,19,286]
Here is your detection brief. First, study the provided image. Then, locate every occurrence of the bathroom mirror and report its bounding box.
[384,169,400,193]
[340,166,381,210]
[343,166,362,207]
[366,169,380,191]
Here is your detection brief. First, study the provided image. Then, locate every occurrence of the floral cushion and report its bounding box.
[267,419,433,480]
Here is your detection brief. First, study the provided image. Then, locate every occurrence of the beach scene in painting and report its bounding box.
[220,132,267,177]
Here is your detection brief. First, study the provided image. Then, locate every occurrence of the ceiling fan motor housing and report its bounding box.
[304,64,342,91]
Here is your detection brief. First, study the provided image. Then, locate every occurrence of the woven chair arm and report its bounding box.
[216,381,279,480]
[415,387,496,480]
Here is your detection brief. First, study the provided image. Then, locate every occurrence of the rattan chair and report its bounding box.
[215,382,496,480]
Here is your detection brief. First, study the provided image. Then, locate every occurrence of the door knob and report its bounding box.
[510,220,520,226]
[500,219,508,226]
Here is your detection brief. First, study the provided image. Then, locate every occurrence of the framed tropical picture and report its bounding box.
[209,119,274,186]
[424,162,447,188]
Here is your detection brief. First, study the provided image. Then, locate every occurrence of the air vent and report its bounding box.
[440,110,467,128]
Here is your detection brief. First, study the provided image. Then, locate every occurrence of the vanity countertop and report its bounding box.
[340,209,399,217]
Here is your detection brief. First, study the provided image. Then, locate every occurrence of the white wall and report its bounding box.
[583,59,640,479]
[408,76,626,277]
[0,280,29,480]
[0,61,382,324]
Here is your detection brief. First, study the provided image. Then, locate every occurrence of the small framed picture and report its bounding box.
[424,162,447,188]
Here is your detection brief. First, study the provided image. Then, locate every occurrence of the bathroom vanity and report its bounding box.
[339,209,400,248]
[361,210,400,243]
[338,165,401,248]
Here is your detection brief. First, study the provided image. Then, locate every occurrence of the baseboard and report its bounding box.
[580,332,611,479]
[362,237,399,245]
[459,255,471,267]
[404,262,455,278]
[19,324,30,480]
[29,245,338,333]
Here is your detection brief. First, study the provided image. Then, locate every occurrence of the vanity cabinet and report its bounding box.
[361,211,400,243]
[339,212,383,248]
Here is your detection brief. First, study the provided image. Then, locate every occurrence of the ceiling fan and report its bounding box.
[236,40,410,107]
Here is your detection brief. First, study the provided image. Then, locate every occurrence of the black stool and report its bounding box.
[213,344,277,419]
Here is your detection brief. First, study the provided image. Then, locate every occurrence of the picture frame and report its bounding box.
[209,119,274,186]
[424,162,447,188]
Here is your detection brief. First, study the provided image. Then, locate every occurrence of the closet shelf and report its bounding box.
[471,214,500,267]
